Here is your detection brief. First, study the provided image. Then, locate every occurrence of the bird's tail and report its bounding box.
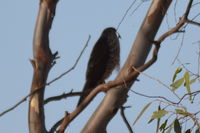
[77,81,94,106]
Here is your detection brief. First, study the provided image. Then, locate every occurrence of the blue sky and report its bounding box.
[0,0,200,133]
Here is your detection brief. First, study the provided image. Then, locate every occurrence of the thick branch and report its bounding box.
[29,0,58,133]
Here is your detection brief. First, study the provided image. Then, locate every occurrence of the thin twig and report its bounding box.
[47,35,91,85]
[44,90,91,105]
[117,0,136,30]
[174,0,178,23]
[130,1,143,16]
[192,2,200,7]
[130,89,176,104]
[132,66,181,99]
[0,95,29,117]
[198,45,200,81]
[131,88,200,109]
[186,19,200,27]
[120,106,134,133]
[44,91,81,104]
[175,90,200,105]
[172,30,185,64]
[176,58,195,75]
[0,36,91,117]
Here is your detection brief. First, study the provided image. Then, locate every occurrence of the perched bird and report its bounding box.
[77,27,120,106]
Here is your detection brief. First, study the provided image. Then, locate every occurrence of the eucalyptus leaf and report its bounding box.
[185,129,191,133]
[171,77,184,91]
[184,72,192,101]
[133,102,152,126]
[174,119,181,133]
[175,109,189,116]
[160,119,168,131]
[151,110,168,119]
[172,67,182,82]
[190,78,197,85]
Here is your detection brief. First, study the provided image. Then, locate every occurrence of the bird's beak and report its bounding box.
[117,32,121,39]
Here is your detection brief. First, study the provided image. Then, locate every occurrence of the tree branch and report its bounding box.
[120,106,133,133]
[44,90,90,105]
[0,36,90,117]
[56,39,161,133]
[186,19,200,27]
[81,1,173,132]
[46,35,91,85]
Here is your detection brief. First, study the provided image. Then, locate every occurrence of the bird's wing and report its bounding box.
[86,37,109,79]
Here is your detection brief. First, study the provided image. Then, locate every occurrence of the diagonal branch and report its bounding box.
[46,35,91,85]
[0,36,90,118]
[56,40,161,133]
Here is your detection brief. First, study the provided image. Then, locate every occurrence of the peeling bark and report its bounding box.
[28,0,58,133]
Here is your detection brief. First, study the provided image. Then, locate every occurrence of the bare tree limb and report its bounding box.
[44,90,91,105]
[44,91,81,104]
[29,0,59,132]
[185,19,200,27]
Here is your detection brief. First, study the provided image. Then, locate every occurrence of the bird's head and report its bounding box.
[102,27,121,39]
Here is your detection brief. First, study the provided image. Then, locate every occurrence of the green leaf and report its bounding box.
[156,106,161,133]
[173,67,182,82]
[190,78,197,85]
[151,110,168,119]
[160,119,168,131]
[195,128,200,133]
[185,129,191,133]
[148,118,154,124]
[184,72,192,101]
[174,119,181,133]
[171,77,184,91]
[175,109,189,116]
[132,102,152,126]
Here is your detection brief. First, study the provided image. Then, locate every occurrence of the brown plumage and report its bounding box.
[77,27,120,106]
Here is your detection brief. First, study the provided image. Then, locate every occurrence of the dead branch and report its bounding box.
[29,0,59,132]
[185,19,200,27]
[120,106,133,133]
[44,90,90,105]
